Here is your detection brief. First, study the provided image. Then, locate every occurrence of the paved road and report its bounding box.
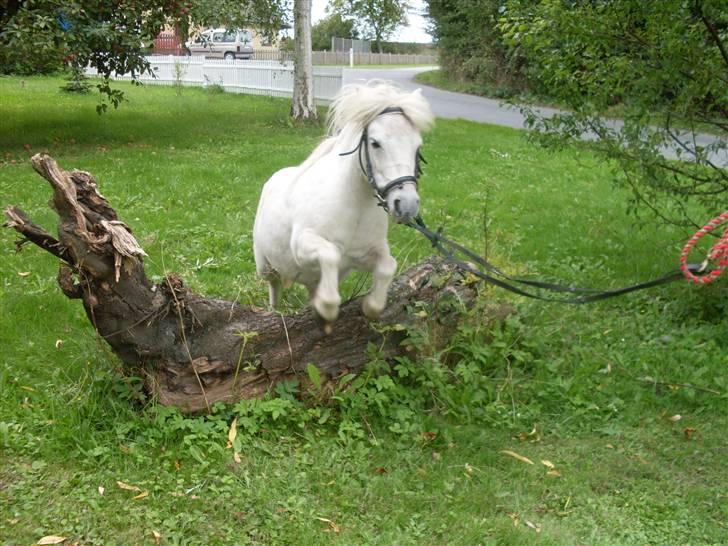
[344,66,552,128]
[343,67,728,166]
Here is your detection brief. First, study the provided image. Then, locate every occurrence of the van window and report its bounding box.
[212,31,226,43]
[223,30,237,42]
[239,30,252,43]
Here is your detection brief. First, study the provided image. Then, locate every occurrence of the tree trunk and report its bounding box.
[291,0,317,120]
[4,155,481,413]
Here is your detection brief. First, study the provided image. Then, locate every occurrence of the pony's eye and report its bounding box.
[371,140,381,149]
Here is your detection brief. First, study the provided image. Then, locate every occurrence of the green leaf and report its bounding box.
[307,363,322,390]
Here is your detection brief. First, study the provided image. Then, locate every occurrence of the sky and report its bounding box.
[310,0,433,44]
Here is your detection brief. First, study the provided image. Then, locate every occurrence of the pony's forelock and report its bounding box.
[327,80,434,136]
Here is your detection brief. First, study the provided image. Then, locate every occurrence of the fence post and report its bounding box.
[349,48,354,68]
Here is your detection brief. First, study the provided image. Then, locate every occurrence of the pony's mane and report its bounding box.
[327,80,434,136]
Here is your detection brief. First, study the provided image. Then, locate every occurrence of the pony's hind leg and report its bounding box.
[256,255,283,310]
[267,276,282,309]
[292,230,342,322]
[362,250,397,320]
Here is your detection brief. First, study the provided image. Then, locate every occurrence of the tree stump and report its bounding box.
[4,154,479,413]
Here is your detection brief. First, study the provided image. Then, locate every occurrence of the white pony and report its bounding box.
[253,81,434,325]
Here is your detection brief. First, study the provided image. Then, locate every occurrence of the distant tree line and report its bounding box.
[311,13,432,56]
[426,0,529,98]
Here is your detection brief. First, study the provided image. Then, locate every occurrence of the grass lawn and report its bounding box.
[1,76,726,545]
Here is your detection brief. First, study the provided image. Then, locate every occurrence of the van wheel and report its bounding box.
[224,52,235,60]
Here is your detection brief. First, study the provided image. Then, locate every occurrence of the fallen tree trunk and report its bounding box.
[5,154,479,413]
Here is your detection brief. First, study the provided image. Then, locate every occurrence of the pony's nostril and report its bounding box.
[394,199,402,214]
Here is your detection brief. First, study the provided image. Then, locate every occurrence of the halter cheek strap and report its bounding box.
[339,106,424,212]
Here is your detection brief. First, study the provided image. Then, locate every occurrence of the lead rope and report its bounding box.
[406,214,719,304]
[680,211,728,284]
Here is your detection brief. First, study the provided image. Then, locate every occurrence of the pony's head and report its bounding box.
[328,81,434,223]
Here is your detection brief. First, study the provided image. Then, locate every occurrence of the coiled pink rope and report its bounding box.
[680,211,728,284]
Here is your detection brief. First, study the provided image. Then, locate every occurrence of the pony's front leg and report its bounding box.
[293,230,342,322]
[362,252,396,320]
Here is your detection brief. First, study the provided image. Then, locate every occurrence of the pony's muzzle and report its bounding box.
[390,191,420,223]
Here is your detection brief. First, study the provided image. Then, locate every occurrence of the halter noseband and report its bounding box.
[339,106,426,212]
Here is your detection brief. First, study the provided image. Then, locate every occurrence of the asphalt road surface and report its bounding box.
[343,66,728,167]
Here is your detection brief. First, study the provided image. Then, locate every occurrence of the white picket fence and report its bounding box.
[86,55,344,104]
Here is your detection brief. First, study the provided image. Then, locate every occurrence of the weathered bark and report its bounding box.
[291,0,317,120]
[4,154,480,413]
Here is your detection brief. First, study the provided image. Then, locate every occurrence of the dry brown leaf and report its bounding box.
[54,339,63,349]
[668,414,682,422]
[227,417,238,449]
[133,491,149,500]
[524,520,541,533]
[152,530,162,545]
[507,512,519,527]
[605,444,615,449]
[116,480,141,492]
[170,491,185,497]
[315,517,341,533]
[18,271,31,277]
[541,459,555,470]
[233,451,241,464]
[501,450,534,465]
[422,431,437,442]
[37,536,67,545]
[546,469,562,478]
[98,486,105,495]
[684,427,697,440]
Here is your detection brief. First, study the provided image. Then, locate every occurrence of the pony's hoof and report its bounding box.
[313,296,340,323]
[361,297,384,320]
[312,309,335,334]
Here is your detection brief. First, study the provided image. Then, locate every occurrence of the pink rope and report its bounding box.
[680,211,728,284]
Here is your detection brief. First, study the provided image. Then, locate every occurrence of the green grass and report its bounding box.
[416,69,484,95]
[1,76,727,545]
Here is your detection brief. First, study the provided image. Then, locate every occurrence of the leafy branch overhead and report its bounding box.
[497,0,727,225]
[427,0,727,226]
[0,0,287,112]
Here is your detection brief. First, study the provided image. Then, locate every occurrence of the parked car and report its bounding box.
[185,28,254,60]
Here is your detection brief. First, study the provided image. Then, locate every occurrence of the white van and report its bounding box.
[186,28,254,60]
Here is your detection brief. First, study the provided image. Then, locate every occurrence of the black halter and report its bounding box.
[339,106,427,212]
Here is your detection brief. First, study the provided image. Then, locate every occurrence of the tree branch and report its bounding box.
[3,206,73,263]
